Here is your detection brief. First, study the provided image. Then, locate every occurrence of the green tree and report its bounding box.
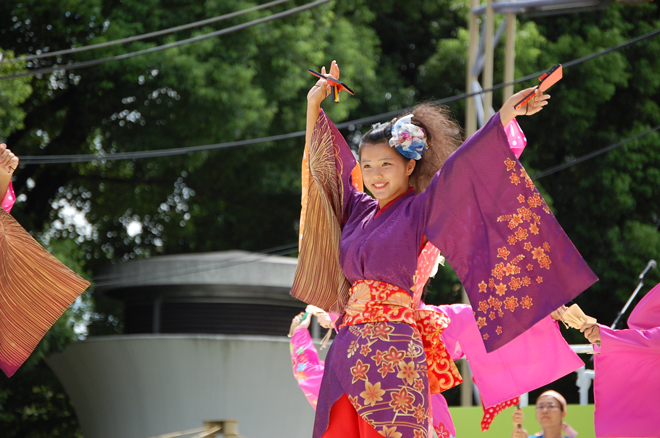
[1,0,659,431]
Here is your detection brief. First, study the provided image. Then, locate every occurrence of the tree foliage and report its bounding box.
[0,0,659,433]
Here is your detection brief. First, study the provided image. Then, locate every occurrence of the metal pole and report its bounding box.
[483,0,495,117]
[503,12,516,102]
[465,0,480,137]
[203,420,239,438]
[611,280,645,329]
[311,315,320,341]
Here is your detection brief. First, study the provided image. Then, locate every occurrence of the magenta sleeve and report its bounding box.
[2,183,16,213]
[290,328,325,409]
[600,325,660,355]
[503,118,526,159]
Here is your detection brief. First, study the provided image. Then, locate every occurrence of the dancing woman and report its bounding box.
[293,61,596,438]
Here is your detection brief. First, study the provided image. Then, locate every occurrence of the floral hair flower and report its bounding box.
[388,115,428,160]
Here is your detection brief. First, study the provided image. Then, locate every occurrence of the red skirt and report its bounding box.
[322,393,383,438]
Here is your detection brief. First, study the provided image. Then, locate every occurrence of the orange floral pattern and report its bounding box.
[337,280,463,438]
[340,280,462,394]
[473,156,559,340]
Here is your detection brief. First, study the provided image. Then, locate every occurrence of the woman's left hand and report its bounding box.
[500,87,550,126]
[550,305,568,321]
[580,322,601,344]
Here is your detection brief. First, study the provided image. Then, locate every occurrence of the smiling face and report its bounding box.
[535,395,566,428]
[359,141,415,208]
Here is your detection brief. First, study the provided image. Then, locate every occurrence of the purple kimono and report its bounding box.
[295,111,596,438]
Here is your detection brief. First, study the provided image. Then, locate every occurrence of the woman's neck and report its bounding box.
[542,424,564,438]
[376,187,414,212]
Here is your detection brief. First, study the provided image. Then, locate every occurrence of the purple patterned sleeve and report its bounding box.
[414,112,597,352]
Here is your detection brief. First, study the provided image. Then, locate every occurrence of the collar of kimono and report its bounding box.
[373,186,415,219]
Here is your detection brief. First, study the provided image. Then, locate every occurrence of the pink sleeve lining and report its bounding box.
[504,118,526,159]
[2,183,16,213]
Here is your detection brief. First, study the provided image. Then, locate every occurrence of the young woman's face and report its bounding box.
[360,142,415,208]
[535,395,566,428]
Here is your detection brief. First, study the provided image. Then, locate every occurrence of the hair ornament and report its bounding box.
[388,115,428,160]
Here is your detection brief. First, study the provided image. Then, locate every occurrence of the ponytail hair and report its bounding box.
[359,103,463,193]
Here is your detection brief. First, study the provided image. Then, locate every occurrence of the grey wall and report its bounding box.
[48,335,326,438]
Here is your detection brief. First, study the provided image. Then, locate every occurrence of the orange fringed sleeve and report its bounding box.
[0,209,90,377]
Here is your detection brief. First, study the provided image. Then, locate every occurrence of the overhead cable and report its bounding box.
[530,125,660,180]
[2,0,293,64]
[18,27,660,165]
[0,0,330,81]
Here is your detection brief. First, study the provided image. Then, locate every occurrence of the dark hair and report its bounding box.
[358,103,463,193]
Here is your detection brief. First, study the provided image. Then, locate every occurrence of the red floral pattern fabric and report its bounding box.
[340,280,463,395]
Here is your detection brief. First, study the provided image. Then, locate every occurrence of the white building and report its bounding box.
[48,251,321,438]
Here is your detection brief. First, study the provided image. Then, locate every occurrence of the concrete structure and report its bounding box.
[48,251,320,438]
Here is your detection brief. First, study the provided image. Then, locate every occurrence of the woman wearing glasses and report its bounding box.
[511,391,578,438]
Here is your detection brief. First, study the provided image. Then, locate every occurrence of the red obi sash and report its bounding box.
[339,280,463,394]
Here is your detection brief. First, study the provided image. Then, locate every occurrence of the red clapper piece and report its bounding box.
[308,69,355,103]
[514,64,563,111]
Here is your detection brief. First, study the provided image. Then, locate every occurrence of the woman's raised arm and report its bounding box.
[305,61,339,147]
[500,87,550,127]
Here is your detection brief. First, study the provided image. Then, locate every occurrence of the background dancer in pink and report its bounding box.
[580,282,660,437]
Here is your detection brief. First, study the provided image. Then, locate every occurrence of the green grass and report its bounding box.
[448,405,596,438]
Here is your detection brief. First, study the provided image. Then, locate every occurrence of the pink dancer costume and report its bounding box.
[593,282,660,437]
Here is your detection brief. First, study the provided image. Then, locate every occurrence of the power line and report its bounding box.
[83,126,660,286]
[20,130,306,164]
[15,28,660,175]
[0,0,330,81]
[2,0,293,64]
[562,28,660,69]
[530,125,660,180]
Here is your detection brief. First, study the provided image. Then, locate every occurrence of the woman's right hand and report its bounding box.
[293,312,312,331]
[0,144,19,175]
[307,61,340,108]
[511,408,527,438]
[513,425,529,438]
[512,407,524,425]
[580,322,601,344]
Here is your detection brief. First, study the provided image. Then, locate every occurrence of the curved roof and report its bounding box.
[96,250,298,298]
